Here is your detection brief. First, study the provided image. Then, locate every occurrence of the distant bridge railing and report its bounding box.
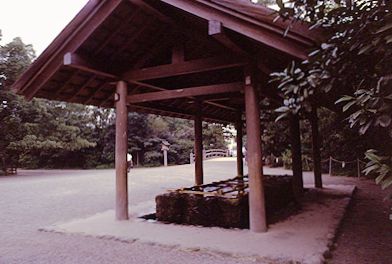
[190,149,229,164]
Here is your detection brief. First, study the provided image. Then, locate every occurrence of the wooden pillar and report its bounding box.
[115,80,129,220]
[194,101,203,185]
[289,114,304,198]
[244,69,267,233]
[310,106,322,188]
[235,114,244,177]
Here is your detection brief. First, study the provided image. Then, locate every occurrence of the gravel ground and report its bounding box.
[328,178,392,264]
[0,158,389,264]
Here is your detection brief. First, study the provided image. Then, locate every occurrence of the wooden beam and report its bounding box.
[115,80,129,221]
[244,67,267,233]
[129,102,232,124]
[128,80,240,113]
[209,20,248,56]
[127,82,242,103]
[64,52,118,80]
[122,56,246,81]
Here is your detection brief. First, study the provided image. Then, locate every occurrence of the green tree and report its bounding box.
[271,0,392,191]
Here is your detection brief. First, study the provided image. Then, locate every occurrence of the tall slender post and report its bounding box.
[115,80,129,220]
[163,150,168,167]
[194,100,203,185]
[289,114,304,198]
[235,114,244,177]
[244,68,267,233]
[310,106,322,188]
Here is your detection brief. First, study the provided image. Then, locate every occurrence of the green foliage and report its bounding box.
[364,150,392,190]
[272,0,392,189]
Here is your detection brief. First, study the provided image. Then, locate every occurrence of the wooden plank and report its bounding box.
[127,82,242,103]
[122,56,246,81]
[64,52,118,80]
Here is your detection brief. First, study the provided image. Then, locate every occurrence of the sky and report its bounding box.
[0,0,89,55]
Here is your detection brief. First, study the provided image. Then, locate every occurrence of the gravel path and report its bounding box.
[0,158,390,263]
[328,179,392,264]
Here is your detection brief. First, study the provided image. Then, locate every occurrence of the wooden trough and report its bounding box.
[156,175,294,229]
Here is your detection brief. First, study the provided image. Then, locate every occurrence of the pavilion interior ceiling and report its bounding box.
[16,0,332,124]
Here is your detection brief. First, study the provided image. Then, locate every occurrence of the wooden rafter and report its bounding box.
[108,18,155,60]
[208,20,248,57]
[83,80,107,105]
[127,82,242,103]
[67,75,97,101]
[53,70,80,98]
[92,7,141,56]
[131,32,175,69]
[160,0,310,59]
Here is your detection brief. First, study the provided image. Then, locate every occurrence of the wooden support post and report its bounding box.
[244,68,267,233]
[115,81,129,220]
[310,106,322,188]
[194,101,204,185]
[163,150,168,167]
[289,114,304,198]
[235,114,244,177]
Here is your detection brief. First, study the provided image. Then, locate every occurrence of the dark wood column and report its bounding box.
[115,80,129,220]
[310,106,323,188]
[235,114,244,177]
[244,69,267,233]
[289,114,304,198]
[194,101,203,185]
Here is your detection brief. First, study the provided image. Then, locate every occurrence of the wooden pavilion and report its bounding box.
[13,0,324,233]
